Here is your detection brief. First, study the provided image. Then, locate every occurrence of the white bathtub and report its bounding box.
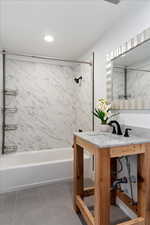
[0,148,91,193]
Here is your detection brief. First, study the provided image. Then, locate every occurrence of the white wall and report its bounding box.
[82,4,150,129]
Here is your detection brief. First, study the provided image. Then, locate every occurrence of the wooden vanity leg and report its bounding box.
[73,137,84,213]
[138,143,150,225]
[95,149,110,225]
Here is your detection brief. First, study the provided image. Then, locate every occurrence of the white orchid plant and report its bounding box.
[94,99,118,125]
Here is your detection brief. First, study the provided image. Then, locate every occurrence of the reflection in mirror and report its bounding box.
[112,40,150,101]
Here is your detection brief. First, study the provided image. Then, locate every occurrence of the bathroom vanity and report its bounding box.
[73,131,150,225]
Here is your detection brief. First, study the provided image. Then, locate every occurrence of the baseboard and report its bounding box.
[0,177,72,194]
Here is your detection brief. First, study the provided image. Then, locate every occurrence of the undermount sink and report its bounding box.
[86,132,116,137]
[86,131,134,140]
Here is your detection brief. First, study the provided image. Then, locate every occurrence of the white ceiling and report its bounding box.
[0,0,148,59]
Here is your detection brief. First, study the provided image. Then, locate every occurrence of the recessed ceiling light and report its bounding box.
[44,35,54,43]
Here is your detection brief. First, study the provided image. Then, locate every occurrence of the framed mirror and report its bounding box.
[106,27,150,109]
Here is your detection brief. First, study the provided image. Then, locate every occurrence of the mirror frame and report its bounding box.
[106,27,150,110]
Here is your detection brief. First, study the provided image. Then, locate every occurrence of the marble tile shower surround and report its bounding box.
[0,57,92,152]
[73,64,92,132]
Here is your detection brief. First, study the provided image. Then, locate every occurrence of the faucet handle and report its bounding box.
[124,128,132,137]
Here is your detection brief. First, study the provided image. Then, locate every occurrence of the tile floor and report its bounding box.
[0,180,130,225]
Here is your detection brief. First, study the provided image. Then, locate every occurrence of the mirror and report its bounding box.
[112,40,150,101]
[106,27,150,109]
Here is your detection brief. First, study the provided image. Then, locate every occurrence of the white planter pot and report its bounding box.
[99,124,111,133]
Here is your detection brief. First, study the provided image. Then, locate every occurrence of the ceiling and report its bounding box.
[0,0,148,59]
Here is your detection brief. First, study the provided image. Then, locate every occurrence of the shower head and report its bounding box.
[74,76,82,84]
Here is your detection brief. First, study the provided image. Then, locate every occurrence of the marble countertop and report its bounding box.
[74,126,150,148]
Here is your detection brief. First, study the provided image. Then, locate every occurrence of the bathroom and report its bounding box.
[1,1,150,225]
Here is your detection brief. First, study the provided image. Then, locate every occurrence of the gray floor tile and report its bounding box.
[0,212,14,225]
[0,180,130,225]
[0,192,16,225]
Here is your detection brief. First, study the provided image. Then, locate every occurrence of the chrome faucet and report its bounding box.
[108,120,123,135]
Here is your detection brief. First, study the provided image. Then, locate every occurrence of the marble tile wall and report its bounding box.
[73,64,92,132]
[0,57,92,153]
